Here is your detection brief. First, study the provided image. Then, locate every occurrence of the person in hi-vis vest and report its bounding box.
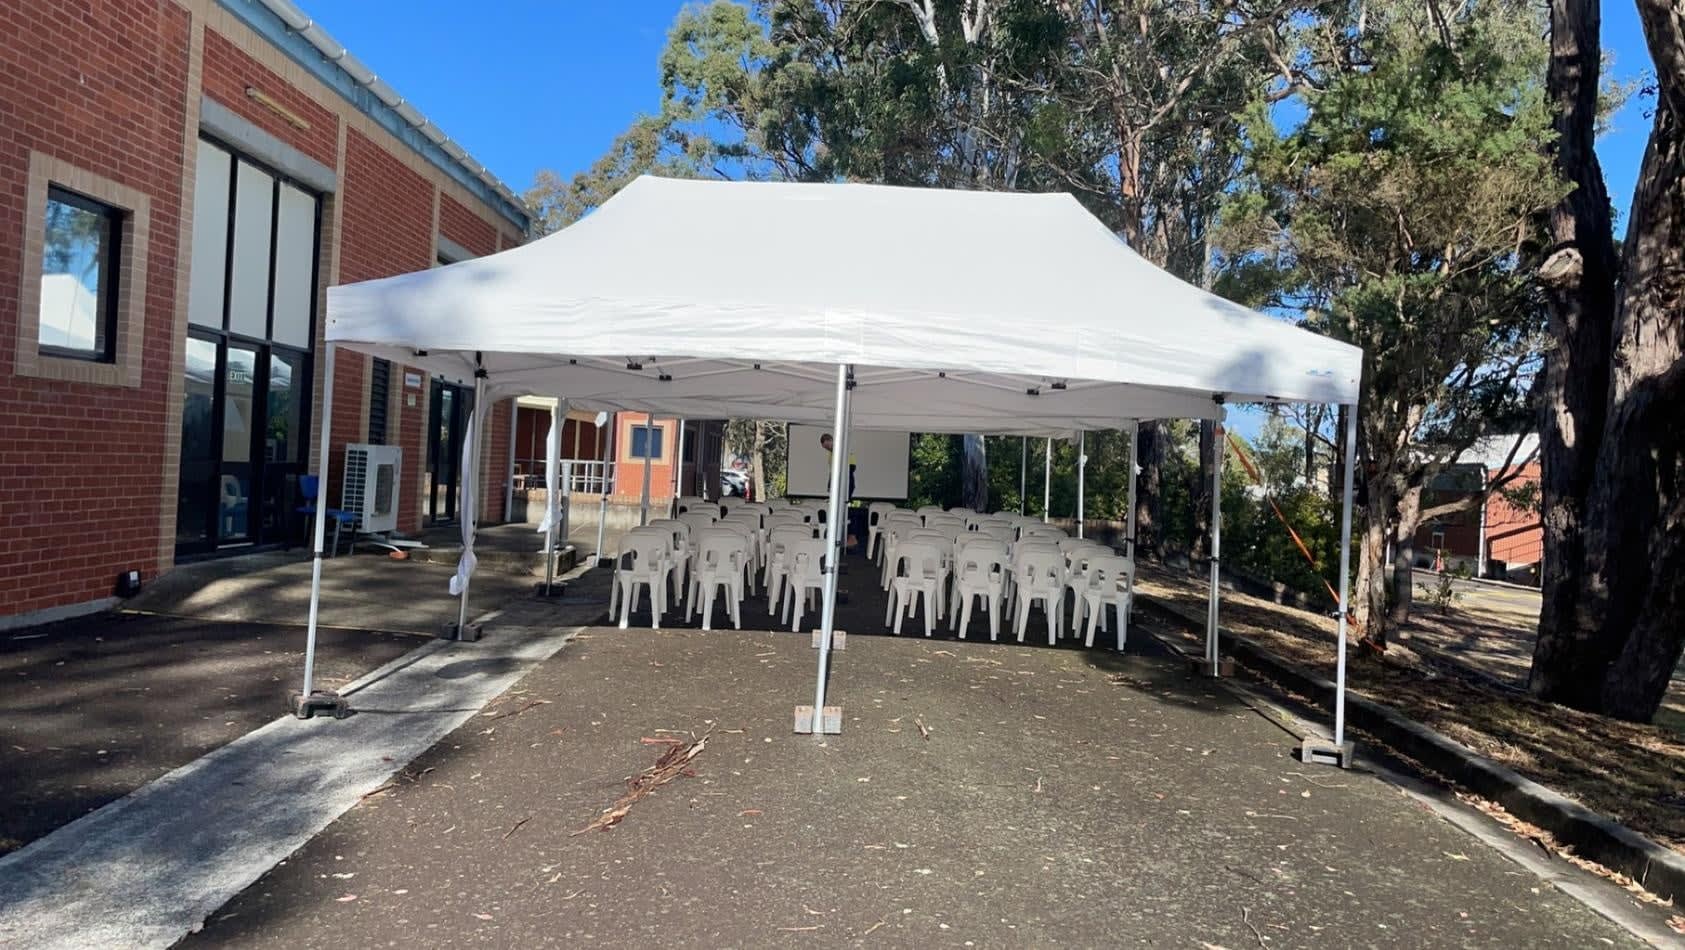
[820,432,858,551]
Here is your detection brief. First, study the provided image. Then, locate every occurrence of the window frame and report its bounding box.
[629,424,665,461]
[16,151,150,388]
[37,185,124,363]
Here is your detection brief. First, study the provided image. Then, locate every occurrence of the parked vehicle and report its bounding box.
[721,470,751,498]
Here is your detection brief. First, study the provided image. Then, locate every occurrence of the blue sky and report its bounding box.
[320,2,1660,446]
[324,1,1661,231]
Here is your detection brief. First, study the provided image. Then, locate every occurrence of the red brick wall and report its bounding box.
[611,415,680,504]
[332,128,434,512]
[480,398,512,524]
[201,30,336,168]
[1486,463,1543,567]
[439,193,496,258]
[395,363,426,532]
[0,0,190,616]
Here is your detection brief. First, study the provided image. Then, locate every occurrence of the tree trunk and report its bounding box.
[1575,102,1685,721]
[750,422,768,503]
[1328,405,1349,499]
[1135,421,1165,557]
[1529,0,1621,703]
[1531,0,1685,720]
[961,434,988,511]
[1354,478,1394,647]
[1190,421,1215,565]
[1304,405,1322,489]
[1354,462,1397,647]
[1389,481,1423,625]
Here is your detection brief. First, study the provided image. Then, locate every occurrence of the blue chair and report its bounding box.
[296,474,359,556]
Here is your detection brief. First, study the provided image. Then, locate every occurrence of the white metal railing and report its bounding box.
[514,458,615,495]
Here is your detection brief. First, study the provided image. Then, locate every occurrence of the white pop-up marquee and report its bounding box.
[302,176,1364,760]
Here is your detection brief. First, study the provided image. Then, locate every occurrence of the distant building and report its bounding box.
[1415,435,1542,584]
[507,401,724,519]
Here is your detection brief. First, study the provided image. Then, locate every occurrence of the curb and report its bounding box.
[1411,568,1542,595]
[1136,596,1685,904]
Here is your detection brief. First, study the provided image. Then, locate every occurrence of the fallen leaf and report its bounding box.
[739,809,763,817]
[473,912,494,921]
[335,894,357,903]
[1443,851,1470,861]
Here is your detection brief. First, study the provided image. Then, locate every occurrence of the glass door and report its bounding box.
[217,343,259,544]
[176,336,219,550]
[426,379,472,523]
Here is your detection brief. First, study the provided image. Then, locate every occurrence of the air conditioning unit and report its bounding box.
[343,443,402,535]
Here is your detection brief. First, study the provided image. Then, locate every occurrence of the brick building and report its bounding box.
[507,400,726,520]
[1,0,530,627]
[1414,436,1544,584]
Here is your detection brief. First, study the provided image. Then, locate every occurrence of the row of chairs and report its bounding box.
[610,499,841,631]
[870,505,1132,646]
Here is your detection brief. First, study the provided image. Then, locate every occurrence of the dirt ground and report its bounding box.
[182,603,1639,949]
[1134,564,1685,859]
[0,612,418,856]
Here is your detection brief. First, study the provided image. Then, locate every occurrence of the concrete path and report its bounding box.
[0,592,588,950]
[0,613,416,856]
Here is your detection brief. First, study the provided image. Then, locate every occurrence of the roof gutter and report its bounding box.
[251,0,527,233]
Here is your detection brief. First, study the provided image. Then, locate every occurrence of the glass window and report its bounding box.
[39,186,121,360]
[188,140,231,329]
[228,161,274,339]
[630,424,664,460]
[271,182,315,347]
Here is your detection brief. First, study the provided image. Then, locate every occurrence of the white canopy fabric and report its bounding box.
[303,175,1365,758]
[326,176,1361,434]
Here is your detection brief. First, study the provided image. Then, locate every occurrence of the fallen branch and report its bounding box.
[486,699,552,721]
[502,816,531,839]
[1242,906,1265,948]
[573,730,711,836]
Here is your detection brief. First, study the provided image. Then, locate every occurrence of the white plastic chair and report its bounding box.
[780,537,830,632]
[765,523,819,615]
[673,495,708,517]
[923,514,965,533]
[722,510,766,576]
[887,540,946,637]
[1022,524,1068,542]
[950,539,1009,640]
[865,501,897,561]
[1058,541,1110,617]
[678,510,718,537]
[916,505,947,524]
[877,517,924,586]
[710,518,759,594]
[689,529,748,630]
[647,518,693,608]
[1011,547,1066,644]
[609,530,673,629]
[1073,554,1134,648]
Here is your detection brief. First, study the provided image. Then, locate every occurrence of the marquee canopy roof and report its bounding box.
[326,176,1362,433]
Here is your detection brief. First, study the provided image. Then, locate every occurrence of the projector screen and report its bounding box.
[786,424,910,500]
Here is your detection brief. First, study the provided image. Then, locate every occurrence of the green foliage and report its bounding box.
[1216,0,1564,631]
[1421,568,1467,613]
[908,433,961,508]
